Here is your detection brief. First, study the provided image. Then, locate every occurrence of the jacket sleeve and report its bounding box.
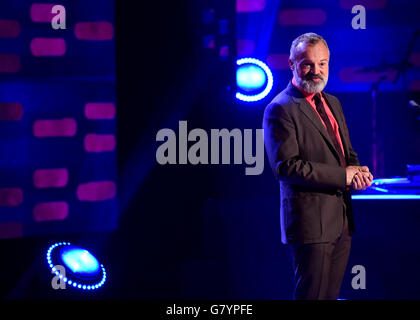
[263,102,347,190]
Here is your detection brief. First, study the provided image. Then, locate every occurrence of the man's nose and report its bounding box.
[311,64,320,74]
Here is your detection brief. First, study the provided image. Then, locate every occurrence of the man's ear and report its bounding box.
[288,58,294,71]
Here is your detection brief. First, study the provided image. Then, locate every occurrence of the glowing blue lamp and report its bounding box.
[60,246,100,276]
[46,242,107,291]
[237,65,267,91]
[236,58,273,102]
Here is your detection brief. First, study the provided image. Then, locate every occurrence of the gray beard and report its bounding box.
[294,70,328,93]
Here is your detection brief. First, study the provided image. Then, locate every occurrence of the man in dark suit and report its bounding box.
[263,33,373,300]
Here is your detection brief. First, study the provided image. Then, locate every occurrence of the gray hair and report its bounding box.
[289,33,329,62]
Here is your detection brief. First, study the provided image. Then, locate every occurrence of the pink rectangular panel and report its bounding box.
[33,201,69,222]
[219,46,229,57]
[0,102,23,121]
[0,222,22,239]
[340,0,387,10]
[77,181,116,201]
[236,0,266,12]
[75,21,114,40]
[202,35,215,49]
[339,67,396,83]
[409,53,420,67]
[278,9,327,26]
[0,54,20,73]
[30,3,57,22]
[0,20,20,38]
[85,102,116,119]
[409,80,420,91]
[84,134,116,152]
[30,38,66,57]
[237,39,255,57]
[33,168,69,188]
[0,188,23,207]
[266,53,290,70]
[33,118,77,137]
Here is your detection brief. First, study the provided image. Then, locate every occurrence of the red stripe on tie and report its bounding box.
[0,54,20,73]
[30,3,57,22]
[339,0,387,10]
[85,103,116,119]
[236,0,266,12]
[0,20,21,38]
[33,118,77,137]
[84,134,116,152]
[33,169,69,188]
[33,201,69,222]
[278,9,327,26]
[0,188,23,207]
[266,54,290,70]
[30,38,66,57]
[77,181,116,201]
[74,21,114,40]
[0,222,22,239]
[0,103,23,121]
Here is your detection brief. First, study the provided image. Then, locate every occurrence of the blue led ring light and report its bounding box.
[236,58,274,102]
[46,242,107,290]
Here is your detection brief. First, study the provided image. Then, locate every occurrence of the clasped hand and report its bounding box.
[346,166,373,191]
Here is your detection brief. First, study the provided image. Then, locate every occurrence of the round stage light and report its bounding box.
[236,58,273,102]
[60,246,100,276]
[46,242,107,290]
[237,65,267,91]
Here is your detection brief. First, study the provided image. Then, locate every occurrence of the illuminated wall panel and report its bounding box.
[0,0,117,238]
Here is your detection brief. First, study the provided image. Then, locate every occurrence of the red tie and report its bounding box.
[313,93,346,168]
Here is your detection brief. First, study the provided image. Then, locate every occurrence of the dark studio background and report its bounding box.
[0,0,419,302]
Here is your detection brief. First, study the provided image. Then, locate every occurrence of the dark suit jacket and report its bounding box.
[263,81,360,244]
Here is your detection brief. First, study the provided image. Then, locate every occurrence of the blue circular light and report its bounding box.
[60,246,100,276]
[46,242,107,291]
[236,58,273,102]
[237,65,267,91]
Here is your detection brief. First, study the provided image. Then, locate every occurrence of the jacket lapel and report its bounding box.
[285,81,344,163]
[321,92,350,161]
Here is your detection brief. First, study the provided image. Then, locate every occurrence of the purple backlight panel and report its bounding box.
[0,0,117,239]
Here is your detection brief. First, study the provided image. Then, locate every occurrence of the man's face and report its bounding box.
[289,41,329,93]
